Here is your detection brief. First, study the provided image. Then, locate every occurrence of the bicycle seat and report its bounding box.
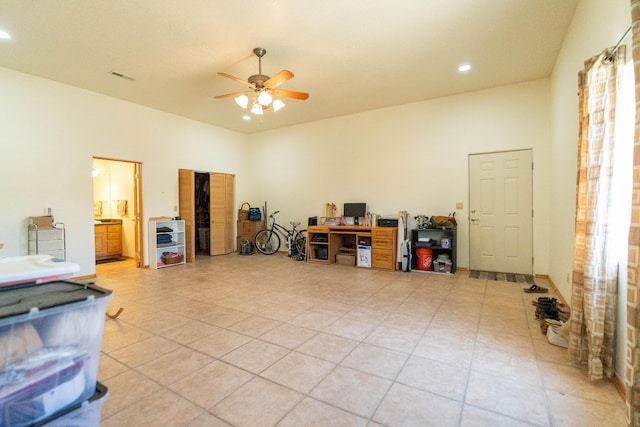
[290,221,301,228]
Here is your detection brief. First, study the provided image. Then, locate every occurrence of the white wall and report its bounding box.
[0,65,552,277]
[549,0,631,298]
[0,66,249,276]
[248,79,552,273]
[549,0,631,380]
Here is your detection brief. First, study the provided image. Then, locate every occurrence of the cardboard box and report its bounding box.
[336,253,355,266]
[237,220,264,236]
[29,216,54,229]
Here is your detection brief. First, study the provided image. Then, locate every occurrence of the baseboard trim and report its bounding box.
[537,274,569,307]
[73,274,96,281]
[613,373,626,401]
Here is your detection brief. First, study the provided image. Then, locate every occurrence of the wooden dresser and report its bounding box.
[371,227,397,270]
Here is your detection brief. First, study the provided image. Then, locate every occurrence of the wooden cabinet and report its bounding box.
[371,228,397,271]
[95,227,107,257]
[94,223,122,260]
[149,219,185,268]
[107,224,122,257]
[306,226,396,271]
[307,227,330,264]
[236,220,264,252]
[95,226,107,258]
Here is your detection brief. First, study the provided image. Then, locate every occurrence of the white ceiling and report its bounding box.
[0,0,577,134]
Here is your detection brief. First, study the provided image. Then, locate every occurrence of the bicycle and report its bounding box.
[254,211,307,258]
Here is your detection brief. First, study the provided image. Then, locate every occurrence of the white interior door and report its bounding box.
[469,150,533,274]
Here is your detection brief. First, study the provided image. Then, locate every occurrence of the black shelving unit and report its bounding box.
[411,228,456,273]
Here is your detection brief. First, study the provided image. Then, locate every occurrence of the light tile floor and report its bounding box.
[94,254,626,426]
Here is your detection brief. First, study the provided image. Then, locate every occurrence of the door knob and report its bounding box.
[471,218,479,222]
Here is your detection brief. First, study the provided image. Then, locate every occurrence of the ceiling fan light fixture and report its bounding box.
[234,95,249,109]
[273,99,285,112]
[215,47,309,114]
[250,102,263,115]
[257,90,272,106]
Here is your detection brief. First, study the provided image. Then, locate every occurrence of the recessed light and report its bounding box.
[458,64,471,72]
[0,30,11,40]
[242,115,251,121]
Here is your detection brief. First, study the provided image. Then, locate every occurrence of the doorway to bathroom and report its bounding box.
[92,157,143,268]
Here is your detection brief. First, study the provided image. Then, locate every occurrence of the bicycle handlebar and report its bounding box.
[270,210,280,217]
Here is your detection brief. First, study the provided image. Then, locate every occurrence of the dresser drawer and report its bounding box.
[107,240,121,255]
[28,228,64,241]
[372,228,394,239]
[372,250,394,270]
[372,238,393,249]
[29,239,64,252]
[107,225,121,239]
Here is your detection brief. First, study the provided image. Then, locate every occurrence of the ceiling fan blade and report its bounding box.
[265,70,294,89]
[218,72,253,88]
[214,91,250,99]
[272,89,309,100]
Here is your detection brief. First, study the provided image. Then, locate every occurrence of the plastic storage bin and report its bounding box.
[0,281,112,427]
[32,382,108,426]
[433,259,452,273]
[0,255,79,287]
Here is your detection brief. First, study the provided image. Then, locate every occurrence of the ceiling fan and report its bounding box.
[215,47,309,115]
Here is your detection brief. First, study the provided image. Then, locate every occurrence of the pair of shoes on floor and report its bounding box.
[524,284,548,293]
[536,307,560,321]
[546,319,569,348]
[533,297,570,322]
[531,297,561,307]
[535,298,561,321]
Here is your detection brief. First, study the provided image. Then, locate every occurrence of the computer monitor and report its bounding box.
[343,203,366,219]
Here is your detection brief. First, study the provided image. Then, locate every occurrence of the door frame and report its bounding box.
[92,157,144,268]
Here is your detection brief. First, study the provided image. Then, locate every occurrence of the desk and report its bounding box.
[307,226,397,271]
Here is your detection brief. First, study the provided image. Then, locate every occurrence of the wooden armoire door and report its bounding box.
[209,173,235,255]
[224,174,235,253]
[178,169,196,262]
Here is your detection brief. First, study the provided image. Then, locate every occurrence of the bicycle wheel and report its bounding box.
[294,229,307,259]
[255,230,280,255]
